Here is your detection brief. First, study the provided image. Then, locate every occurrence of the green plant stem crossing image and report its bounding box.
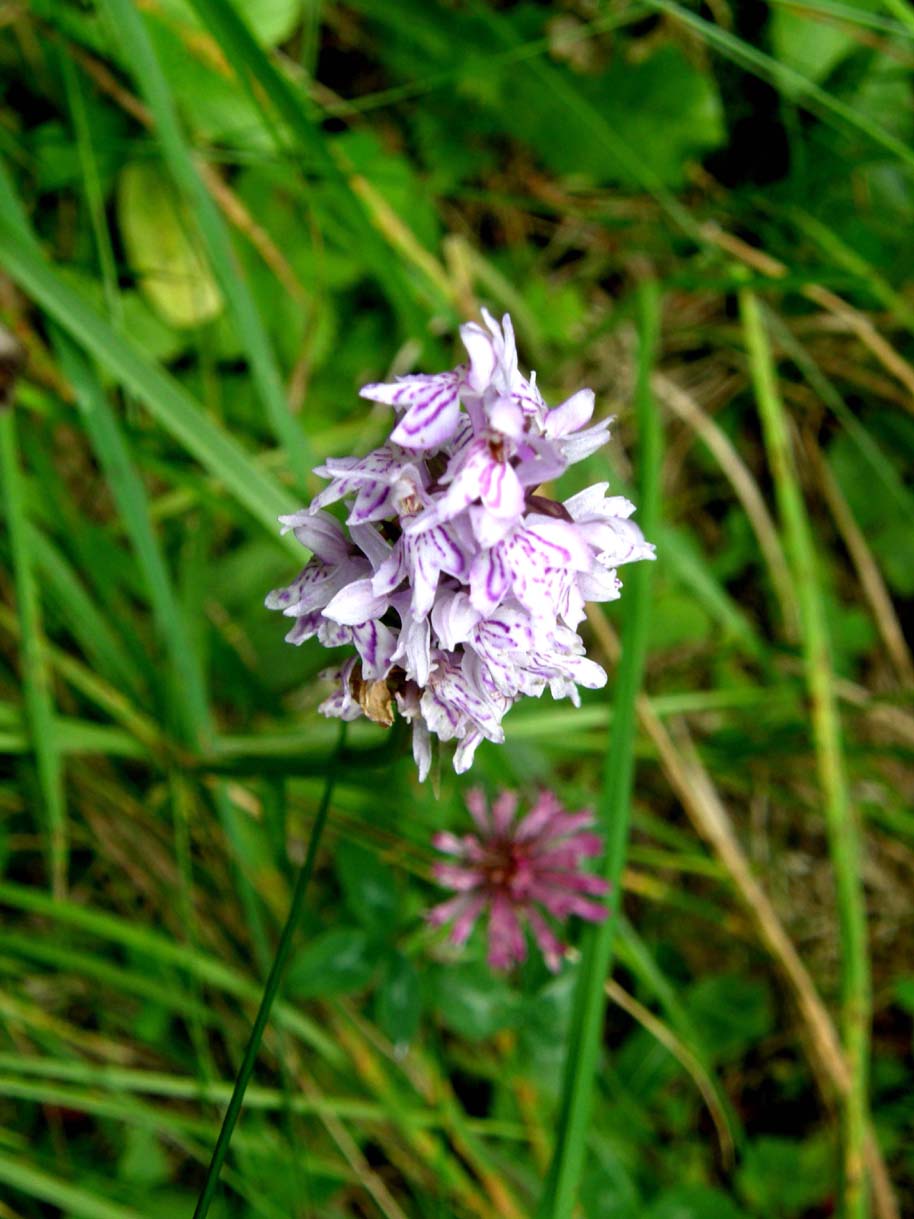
[1,2,913,1217]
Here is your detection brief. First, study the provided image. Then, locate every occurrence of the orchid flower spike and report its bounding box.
[266,310,654,779]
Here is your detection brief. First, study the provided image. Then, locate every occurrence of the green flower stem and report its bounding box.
[537,280,662,1218]
[193,724,347,1219]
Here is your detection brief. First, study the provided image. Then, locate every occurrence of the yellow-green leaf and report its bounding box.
[117,162,222,329]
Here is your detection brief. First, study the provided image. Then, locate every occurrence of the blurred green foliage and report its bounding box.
[1,1,914,1217]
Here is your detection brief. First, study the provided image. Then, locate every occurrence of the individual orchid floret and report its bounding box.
[360,369,465,451]
[428,788,610,971]
[265,510,375,647]
[266,309,655,779]
[310,445,428,526]
[371,505,469,621]
[467,512,592,619]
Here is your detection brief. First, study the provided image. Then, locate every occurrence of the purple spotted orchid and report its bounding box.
[428,787,609,971]
[267,309,654,779]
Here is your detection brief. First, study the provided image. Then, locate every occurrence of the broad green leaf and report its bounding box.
[145,16,280,151]
[118,162,223,329]
[737,1136,834,1217]
[119,1128,170,1186]
[770,1,879,90]
[335,129,441,251]
[376,951,422,1046]
[334,840,398,930]
[518,968,578,1085]
[285,927,375,999]
[895,978,914,1015]
[119,290,187,362]
[647,1185,748,1219]
[432,961,517,1041]
[516,43,724,187]
[685,975,774,1062]
[579,1142,641,1219]
[154,0,301,47]
[646,589,713,651]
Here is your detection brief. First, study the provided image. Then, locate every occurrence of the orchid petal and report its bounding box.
[544,387,595,437]
[323,578,389,625]
[460,322,497,392]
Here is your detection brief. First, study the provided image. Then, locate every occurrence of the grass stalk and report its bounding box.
[192,723,347,1218]
[536,280,662,1217]
[740,288,871,1218]
[0,411,67,897]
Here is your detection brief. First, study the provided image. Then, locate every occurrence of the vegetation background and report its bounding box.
[1,0,913,1216]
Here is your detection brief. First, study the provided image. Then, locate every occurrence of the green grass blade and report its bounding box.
[60,47,122,324]
[0,211,299,543]
[5,153,281,1009]
[0,1151,142,1219]
[0,879,339,1062]
[467,3,702,244]
[649,0,914,174]
[54,335,213,747]
[790,208,914,337]
[770,0,913,37]
[614,916,743,1157]
[741,288,871,1218]
[0,929,218,1029]
[30,527,144,699]
[880,0,914,34]
[44,148,278,990]
[0,1083,287,1219]
[0,719,147,758]
[657,523,766,659]
[765,309,914,533]
[0,411,68,897]
[193,723,347,1217]
[343,4,651,117]
[96,0,313,492]
[0,1061,376,1124]
[537,281,662,1218]
[182,0,428,334]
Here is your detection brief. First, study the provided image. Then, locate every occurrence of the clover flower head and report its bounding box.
[266,309,654,778]
[428,788,609,971]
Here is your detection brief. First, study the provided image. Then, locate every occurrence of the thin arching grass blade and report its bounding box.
[741,288,871,1217]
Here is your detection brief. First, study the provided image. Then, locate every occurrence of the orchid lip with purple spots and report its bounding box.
[266,309,655,779]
